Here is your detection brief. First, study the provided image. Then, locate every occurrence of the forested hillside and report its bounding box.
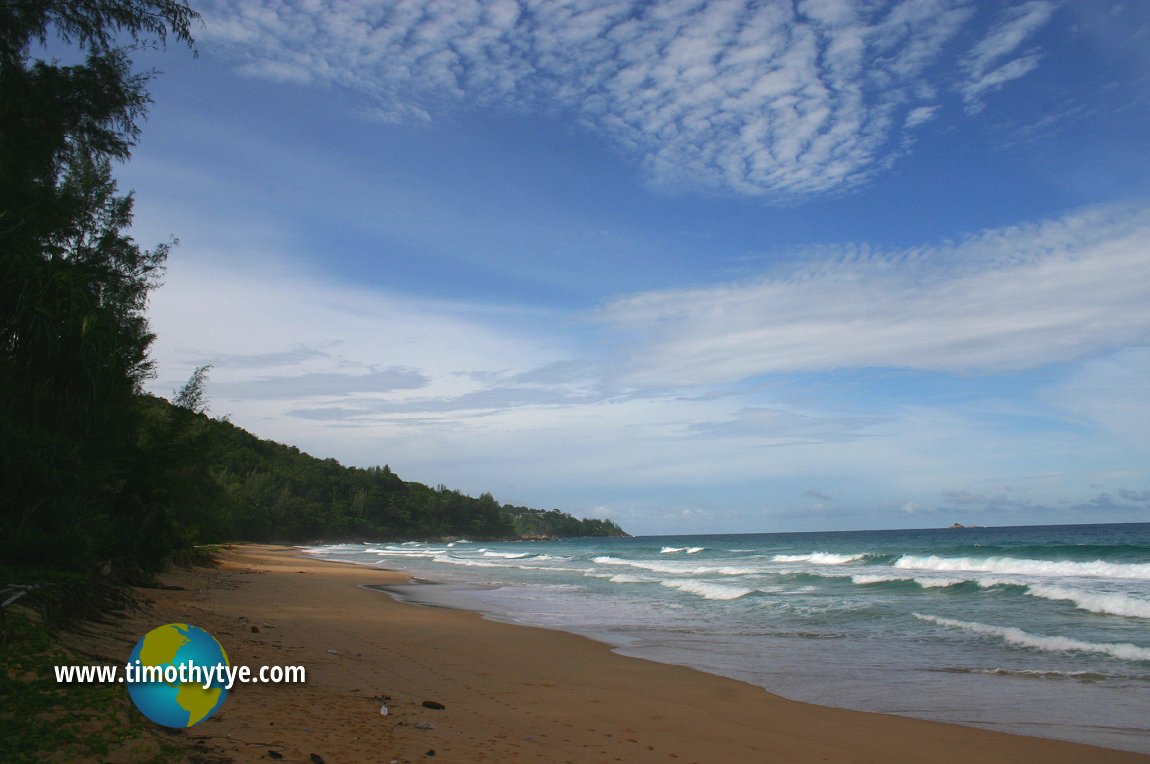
[137,394,627,546]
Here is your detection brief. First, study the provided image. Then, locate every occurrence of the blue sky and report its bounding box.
[118,0,1150,534]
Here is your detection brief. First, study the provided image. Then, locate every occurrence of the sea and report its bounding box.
[301,522,1150,754]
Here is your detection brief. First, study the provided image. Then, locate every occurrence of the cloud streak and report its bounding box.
[959,1,1056,114]
[212,368,429,400]
[598,203,1150,385]
[200,0,1054,197]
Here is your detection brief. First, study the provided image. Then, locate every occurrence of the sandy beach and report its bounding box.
[94,545,1149,763]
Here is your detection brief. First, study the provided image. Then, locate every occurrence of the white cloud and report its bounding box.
[959,1,1056,114]
[198,0,1041,197]
[1044,347,1150,449]
[140,202,1150,531]
[143,245,907,505]
[904,105,939,129]
[145,249,571,418]
[597,203,1150,385]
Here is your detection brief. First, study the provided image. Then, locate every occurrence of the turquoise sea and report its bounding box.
[303,522,1150,753]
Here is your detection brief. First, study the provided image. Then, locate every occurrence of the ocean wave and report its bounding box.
[591,556,757,576]
[299,543,360,553]
[1025,585,1150,619]
[660,546,705,554]
[850,573,966,588]
[844,572,1150,616]
[480,551,532,559]
[771,552,866,565]
[431,555,508,568]
[935,667,1112,682]
[661,579,753,600]
[914,614,1150,661]
[608,573,658,584]
[371,547,449,557]
[431,554,583,574]
[895,555,1150,580]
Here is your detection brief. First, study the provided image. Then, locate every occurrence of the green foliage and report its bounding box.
[172,363,211,413]
[502,505,627,539]
[0,612,186,764]
[0,1,198,576]
[134,395,625,543]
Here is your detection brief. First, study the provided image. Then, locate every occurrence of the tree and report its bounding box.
[173,364,211,414]
[0,1,198,572]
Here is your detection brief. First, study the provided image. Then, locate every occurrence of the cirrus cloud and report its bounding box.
[598,202,1150,385]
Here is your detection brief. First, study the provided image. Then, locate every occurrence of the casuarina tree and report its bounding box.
[0,1,198,571]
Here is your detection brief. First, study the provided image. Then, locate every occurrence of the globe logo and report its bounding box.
[126,623,230,727]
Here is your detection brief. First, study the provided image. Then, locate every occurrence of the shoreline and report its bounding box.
[111,544,1148,762]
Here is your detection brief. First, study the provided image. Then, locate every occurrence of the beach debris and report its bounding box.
[326,649,338,654]
[421,700,446,710]
[309,754,326,764]
[266,751,283,760]
[251,625,260,633]
[426,750,436,757]
[380,704,389,716]
[414,721,435,730]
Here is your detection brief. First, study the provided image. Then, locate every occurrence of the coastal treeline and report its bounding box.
[0,0,623,584]
[1,1,199,577]
[136,393,627,546]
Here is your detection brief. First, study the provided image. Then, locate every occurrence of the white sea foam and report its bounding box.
[662,579,753,600]
[609,574,657,584]
[1025,585,1150,619]
[849,573,965,588]
[850,573,905,585]
[299,543,359,553]
[660,546,705,554]
[592,556,757,576]
[895,555,1150,580]
[431,555,507,568]
[914,614,1150,661]
[771,553,865,565]
[918,577,967,588]
[481,551,531,559]
[372,547,448,557]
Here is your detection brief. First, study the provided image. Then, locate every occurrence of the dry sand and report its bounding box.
[99,545,1149,763]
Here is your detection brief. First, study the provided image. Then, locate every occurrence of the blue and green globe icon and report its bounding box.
[126,623,230,727]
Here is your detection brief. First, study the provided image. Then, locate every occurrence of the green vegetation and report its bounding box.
[0,612,188,764]
[1,0,624,585]
[1,0,200,578]
[134,393,627,544]
[504,504,626,539]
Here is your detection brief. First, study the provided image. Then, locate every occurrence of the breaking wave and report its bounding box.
[662,579,753,600]
[1025,585,1150,619]
[914,614,1150,662]
[895,555,1150,580]
[591,556,757,576]
[771,552,866,565]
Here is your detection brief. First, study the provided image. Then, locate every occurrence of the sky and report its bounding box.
[113,0,1150,535]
